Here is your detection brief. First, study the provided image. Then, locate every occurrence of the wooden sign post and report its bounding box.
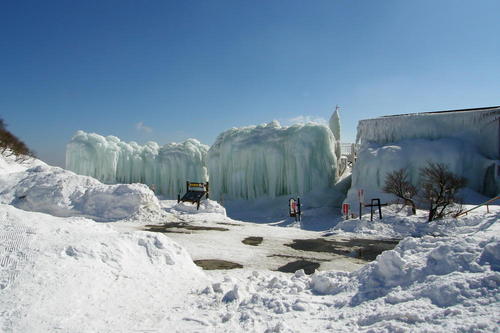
[358,189,364,220]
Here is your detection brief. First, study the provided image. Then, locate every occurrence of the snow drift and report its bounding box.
[0,155,161,221]
[346,108,500,206]
[207,121,338,200]
[194,210,499,332]
[0,204,205,332]
[66,131,209,198]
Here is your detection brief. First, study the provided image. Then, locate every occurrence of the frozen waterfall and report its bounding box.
[66,131,208,198]
[207,121,338,200]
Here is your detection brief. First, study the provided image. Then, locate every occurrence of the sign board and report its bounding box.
[289,197,301,221]
[358,189,364,204]
[342,203,350,217]
[289,198,297,216]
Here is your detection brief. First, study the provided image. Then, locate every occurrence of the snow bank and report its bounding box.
[351,233,499,306]
[192,211,499,332]
[0,204,205,332]
[169,199,227,216]
[331,204,499,239]
[0,151,44,174]
[0,159,161,221]
[208,121,338,200]
[66,131,209,198]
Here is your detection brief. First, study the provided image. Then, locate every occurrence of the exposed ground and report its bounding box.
[140,215,399,273]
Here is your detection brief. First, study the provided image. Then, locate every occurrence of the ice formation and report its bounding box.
[356,107,500,159]
[66,131,209,198]
[207,121,338,200]
[329,106,342,160]
[346,108,500,206]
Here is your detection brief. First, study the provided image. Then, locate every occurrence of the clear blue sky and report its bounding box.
[1,0,499,167]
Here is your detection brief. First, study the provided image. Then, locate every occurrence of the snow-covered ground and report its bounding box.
[1,154,498,332]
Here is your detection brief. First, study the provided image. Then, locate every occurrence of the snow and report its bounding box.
[187,209,499,332]
[66,130,209,198]
[330,204,499,239]
[208,121,338,200]
[0,204,206,332]
[0,159,162,221]
[1,153,499,332]
[168,199,227,216]
[347,109,500,206]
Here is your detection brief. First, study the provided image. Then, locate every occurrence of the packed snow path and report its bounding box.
[0,222,35,291]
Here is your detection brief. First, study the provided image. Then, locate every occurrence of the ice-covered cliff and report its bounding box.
[66,131,208,198]
[356,107,500,159]
[207,121,338,200]
[346,107,500,206]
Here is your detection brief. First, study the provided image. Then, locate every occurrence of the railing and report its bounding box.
[340,143,359,156]
[455,196,500,217]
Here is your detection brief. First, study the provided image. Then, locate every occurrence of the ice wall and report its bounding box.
[207,121,338,200]
[356,108,500,159]
[346,108,500,206]
[66,131,209,198]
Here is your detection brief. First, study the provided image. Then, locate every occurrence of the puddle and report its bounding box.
[285,238,399,261]
[242,236,263,246]
[144,222,229,233]
[216,222,242,226]
[194,259,243,270]
[277,260,320,275]
[267,254,329,262]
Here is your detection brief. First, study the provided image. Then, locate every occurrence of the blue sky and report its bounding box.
[1,0,499,167]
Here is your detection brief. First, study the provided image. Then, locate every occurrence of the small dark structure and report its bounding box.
[364,198,388,221]
[289,197,302,222]
[178,181,209,210]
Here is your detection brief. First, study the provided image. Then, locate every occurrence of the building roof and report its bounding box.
[381,106,500,118]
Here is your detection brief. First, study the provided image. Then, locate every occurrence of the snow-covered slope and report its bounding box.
[0,204,205,332]
[0,155,162,221]
[208,121,338,200]
[66,131,209,198]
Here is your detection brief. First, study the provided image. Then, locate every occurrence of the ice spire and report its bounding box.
[329,105,342,160]
[329,105,341,141]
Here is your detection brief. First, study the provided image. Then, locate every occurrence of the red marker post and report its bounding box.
[342,203,350,220]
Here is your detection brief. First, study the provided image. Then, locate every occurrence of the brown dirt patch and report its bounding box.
[242,236,263,246]
[194,259,243,270]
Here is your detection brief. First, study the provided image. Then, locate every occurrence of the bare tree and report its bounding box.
[420,162,467,221]
[0,118,34,160]
[382,168,417,215]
